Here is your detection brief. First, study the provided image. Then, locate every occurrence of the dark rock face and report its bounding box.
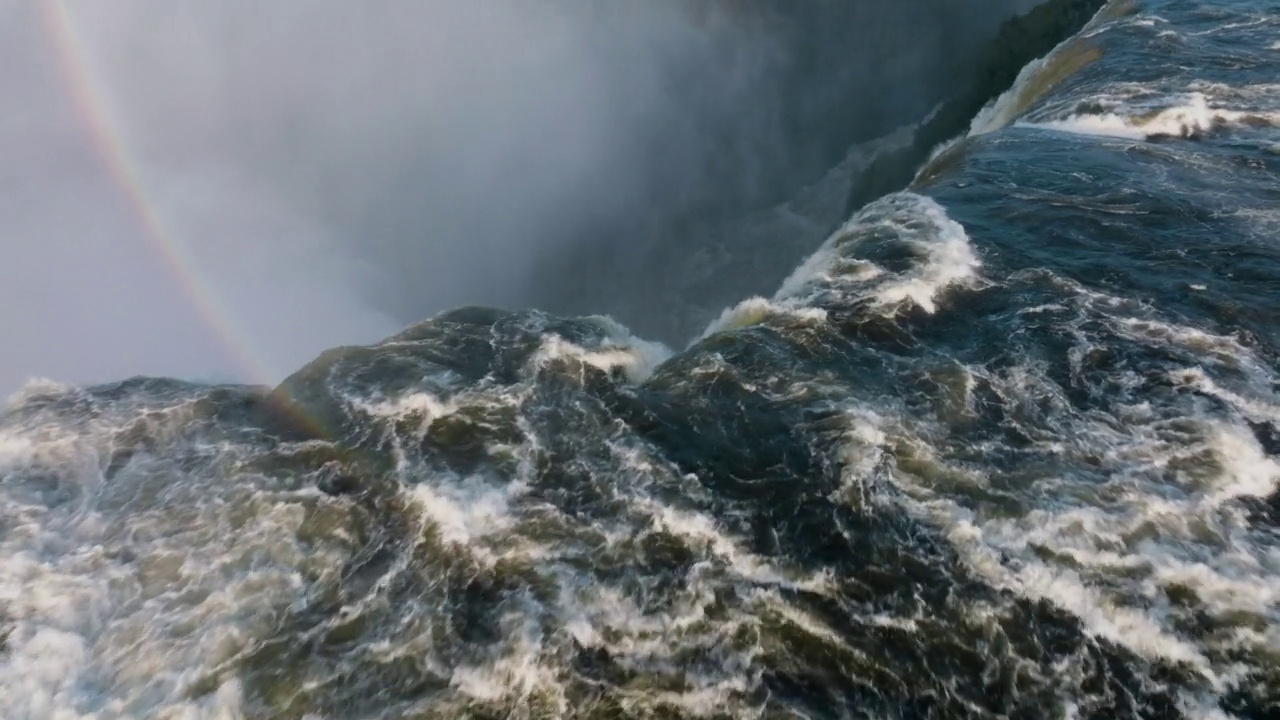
[854,0,1110,215]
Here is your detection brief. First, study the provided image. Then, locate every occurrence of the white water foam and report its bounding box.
[419,476,820,717]
[834,408,896,511]
[530,319,672,384]
[872,227,981,314]
[980,425,1268,670]
[448,611,567,711]
[699,193,979,342]
[0,430,36,475]
[1177,367,1280,428]
[4,378,75,411]
[409,477,523,553]
[890,442,1224,682]
[411,408,844,717]
[355,391,458,425]
[545,494,835,716]
[782,193,981,312]
[966,0,1119,137]
[0,389,387,720]
[696,297,830,342]
[1019,92,1279,141]
[836,288,1280,703]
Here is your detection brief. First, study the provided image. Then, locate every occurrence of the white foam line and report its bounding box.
[531,333,671,385]
[3,379,74,411]
[869,214,979,314]
[934,501,1220,681]
[449,613,565,711]
[642,501,803,589]
[0,430,37,473]
[1175,367,1280,426]
[696,297,829,342]
[844,407,1278,690]
[0,403,370,720]
[409,477,521,551]
[355,391,457,422]
[775,193,981,314]
[1019,92,1279,141]
[1114,317,1257,368]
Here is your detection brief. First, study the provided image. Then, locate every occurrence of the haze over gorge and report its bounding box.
[3,0,1044,391]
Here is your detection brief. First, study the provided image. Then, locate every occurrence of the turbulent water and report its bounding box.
[4,0,1280,718]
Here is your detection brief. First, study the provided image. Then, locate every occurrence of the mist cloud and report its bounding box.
[0,0,1042,395]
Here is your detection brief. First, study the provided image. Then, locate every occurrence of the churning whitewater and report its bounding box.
[3,0,1280,718]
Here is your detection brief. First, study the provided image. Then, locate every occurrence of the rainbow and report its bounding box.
[39,0,277,389]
